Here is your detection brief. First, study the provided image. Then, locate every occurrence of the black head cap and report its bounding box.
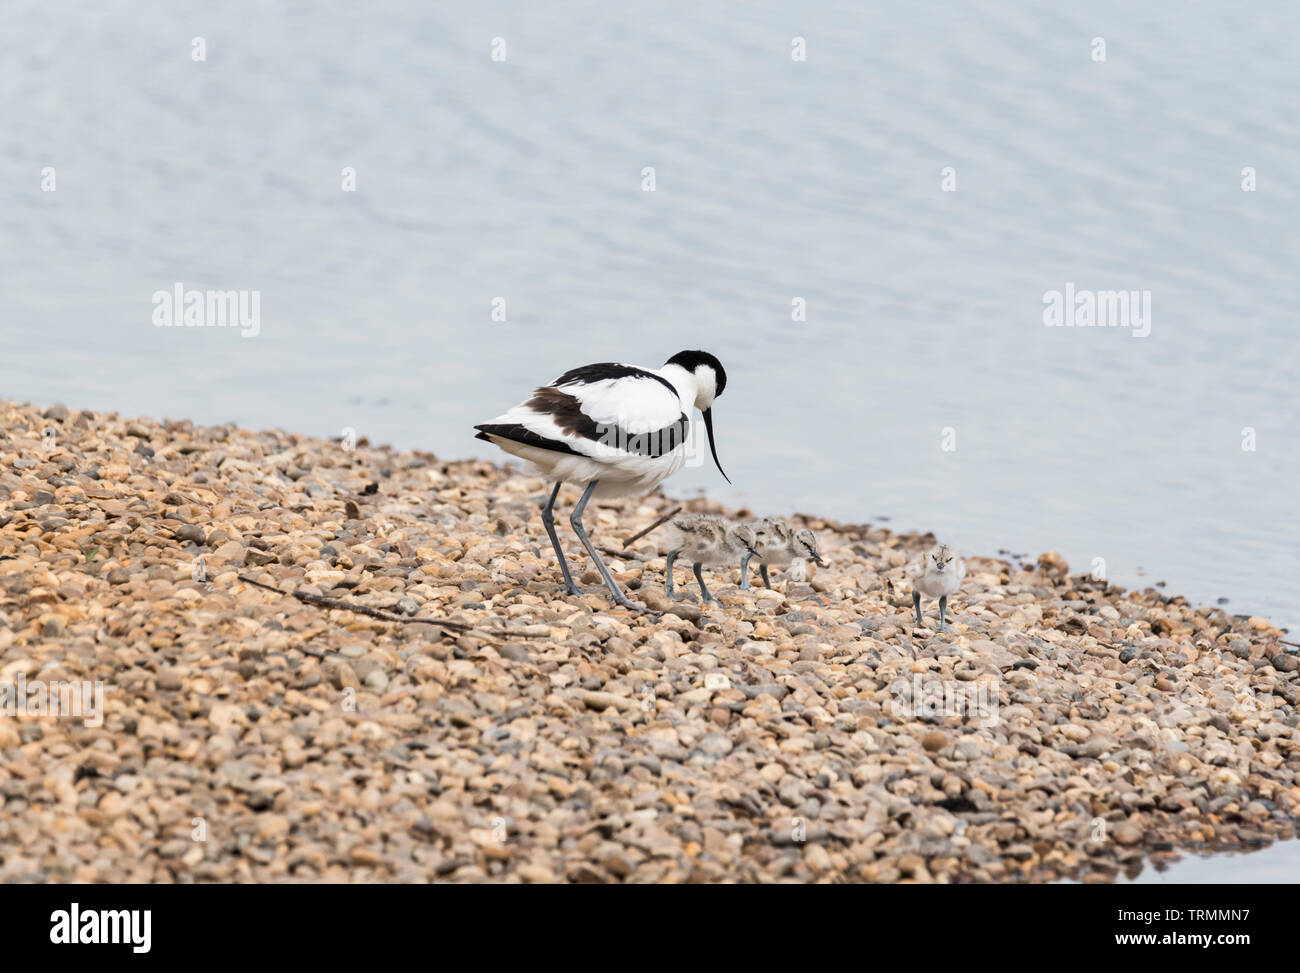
[665,350,727,397]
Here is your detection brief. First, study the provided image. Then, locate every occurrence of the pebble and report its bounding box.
[173,524,206,545]
[922,731,949,753]
[499,644,531,663]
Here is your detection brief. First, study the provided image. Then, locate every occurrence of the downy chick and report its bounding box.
[664,515,758,606]
[907,544,966,631]
[741,518,825,590]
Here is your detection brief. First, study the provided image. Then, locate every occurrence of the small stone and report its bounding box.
[1111,823,1142,846]
[698,734,733,756]
[213,541,245,562]
[922,731,948,753]
[412,816,435,836]
[499,644,531,663]
[158,840,189,859]
[330,664,361,691]
[804,844,832,874]
[582,691,634,712]
[349,847,384,868]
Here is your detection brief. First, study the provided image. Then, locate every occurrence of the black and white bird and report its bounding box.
[474,350,730,611]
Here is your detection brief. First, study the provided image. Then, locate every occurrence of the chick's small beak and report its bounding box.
[812,554,827,567]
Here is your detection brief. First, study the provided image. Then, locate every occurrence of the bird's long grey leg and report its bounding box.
[569,480,657,613]
[692,562,718,605]
[541,482,581,595]
[739,551,753,590]
[913,590,923,627]
[665,549,680,600]
[760,564,773,590]
[939,595,948,632]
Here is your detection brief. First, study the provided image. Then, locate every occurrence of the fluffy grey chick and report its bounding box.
[906,544,966,631]
[664,515,758,606]
[740,518,825,590]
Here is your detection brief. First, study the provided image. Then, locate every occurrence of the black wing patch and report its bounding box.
[474,423,582,456]
[552,362,679,398]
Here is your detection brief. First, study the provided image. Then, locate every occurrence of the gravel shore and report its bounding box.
[2,399,1297,883]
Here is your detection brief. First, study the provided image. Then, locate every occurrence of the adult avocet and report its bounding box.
[474,350,729,611]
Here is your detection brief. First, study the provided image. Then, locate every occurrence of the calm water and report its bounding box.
[1059,838,1300,884]
[3,3,1299,876]
[1125,839,1300,884]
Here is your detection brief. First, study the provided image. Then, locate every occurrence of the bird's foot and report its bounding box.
[601,589,660,615]
[616,598,662,616]
[563,582,585,597]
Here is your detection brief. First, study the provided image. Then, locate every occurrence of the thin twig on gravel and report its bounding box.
[623,506,682,548]
[235,574,545,640]
[600,545,651,563]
